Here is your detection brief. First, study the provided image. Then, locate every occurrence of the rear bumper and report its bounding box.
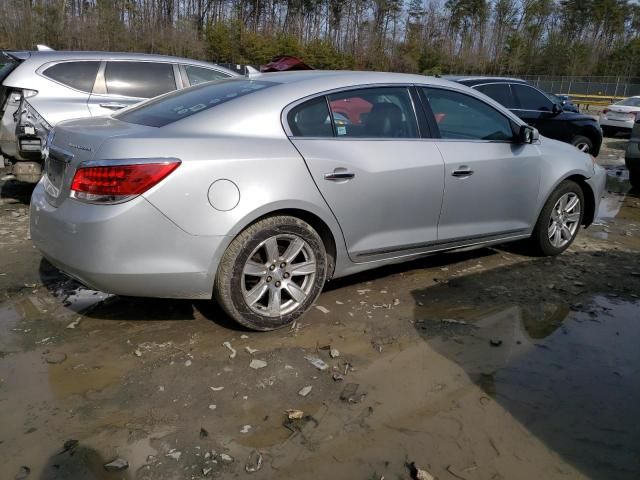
[30,181,228,299]
[599,117,634,130]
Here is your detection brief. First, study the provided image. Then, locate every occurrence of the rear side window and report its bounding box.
[512,84,554,111]
[422,88,515,141]
[184,65,230,86]
[105,62,176,98]
[288,97,333,137]
[116,79,274,127]
[474,83,516,108]
[327,87,419,138]
[43,61,100,93]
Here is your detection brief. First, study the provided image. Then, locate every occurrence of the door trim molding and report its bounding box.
[354,228,528,260]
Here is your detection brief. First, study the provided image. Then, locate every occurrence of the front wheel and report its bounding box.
[530,180,584,256]
[571,135,593,153]
[214,215,327,331]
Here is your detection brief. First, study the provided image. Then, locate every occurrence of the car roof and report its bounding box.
[6,50,238,73]
[160,70,527,134]
[445,75,527,84]
[248,69,459,87]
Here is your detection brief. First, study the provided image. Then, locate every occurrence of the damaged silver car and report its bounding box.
[31,71,606,331]
[0,48,237,181]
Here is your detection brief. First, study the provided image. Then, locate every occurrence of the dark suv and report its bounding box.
[449,77,602,155]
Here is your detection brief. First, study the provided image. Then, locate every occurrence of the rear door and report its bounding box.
[287,86,445,261]
[419,87,541,241]
[88,61,178,116]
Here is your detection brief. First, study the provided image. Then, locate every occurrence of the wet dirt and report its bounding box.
[1,139,639,479]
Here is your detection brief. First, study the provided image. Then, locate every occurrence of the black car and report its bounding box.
[449,77,602,155]
[625,117,640,187]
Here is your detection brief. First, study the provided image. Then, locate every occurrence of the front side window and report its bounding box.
[422,88,515,141]
[184,65,230,86]
[116,79,274,127]
[288,96,333,137]
[105,62,176,98]
[474,83,516,109]
[327,87,419,138]
[512,84,554,111]
[43,61,100,93]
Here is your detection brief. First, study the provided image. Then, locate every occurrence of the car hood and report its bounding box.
[555,110,598,123]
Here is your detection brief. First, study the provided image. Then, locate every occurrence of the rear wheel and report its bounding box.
[530,180,584,256]
[571,135,593,153]
[214,215,327,331]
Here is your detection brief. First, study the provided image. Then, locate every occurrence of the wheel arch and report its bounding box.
[217,202,344,282]
[536,173,596,230]
[249,208,338,279]
[566,174,596,227]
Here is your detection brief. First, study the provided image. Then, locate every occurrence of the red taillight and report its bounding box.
[602,109,609,115]
[70,160,180,203]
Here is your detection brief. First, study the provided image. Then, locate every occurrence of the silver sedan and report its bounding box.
[30,71,606,330]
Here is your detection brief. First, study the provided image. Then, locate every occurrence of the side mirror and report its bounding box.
[519,125,539,144]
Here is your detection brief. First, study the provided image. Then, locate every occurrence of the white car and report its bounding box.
[599,96,640,136]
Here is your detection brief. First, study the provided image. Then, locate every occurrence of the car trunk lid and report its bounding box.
[43,116,157,207]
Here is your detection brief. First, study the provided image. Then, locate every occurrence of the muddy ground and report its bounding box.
[1,137,639,480]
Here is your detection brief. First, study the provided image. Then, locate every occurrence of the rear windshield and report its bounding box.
[615,97,640,107]
[116,79,275,127]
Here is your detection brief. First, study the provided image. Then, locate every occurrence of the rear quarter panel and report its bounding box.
[94,133,349,277]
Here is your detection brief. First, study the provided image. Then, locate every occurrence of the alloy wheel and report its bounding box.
[548,192,581,248]
[575,142,590,153]
[241,234,317,317]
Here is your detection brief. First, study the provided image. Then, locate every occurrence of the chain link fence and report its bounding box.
[520,75,640,98]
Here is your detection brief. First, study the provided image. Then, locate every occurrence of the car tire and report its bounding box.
[530,180,585,256]
[214,215,327,331]
[571,135,593,153]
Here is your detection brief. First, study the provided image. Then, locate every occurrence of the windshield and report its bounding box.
[116,79,276,127]
[615,97,640,107]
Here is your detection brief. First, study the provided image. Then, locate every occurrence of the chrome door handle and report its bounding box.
[99,103,128,110]
[324,171,355,181]
[452,167,474,177]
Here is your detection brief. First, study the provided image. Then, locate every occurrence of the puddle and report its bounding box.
[420,296,640,480]
[596,194,624,221]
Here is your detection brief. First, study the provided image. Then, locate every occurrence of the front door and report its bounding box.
[287,87,445,261]
[420,87,541,241]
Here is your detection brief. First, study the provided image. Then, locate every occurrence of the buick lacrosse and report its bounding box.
[30,71,606,330]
